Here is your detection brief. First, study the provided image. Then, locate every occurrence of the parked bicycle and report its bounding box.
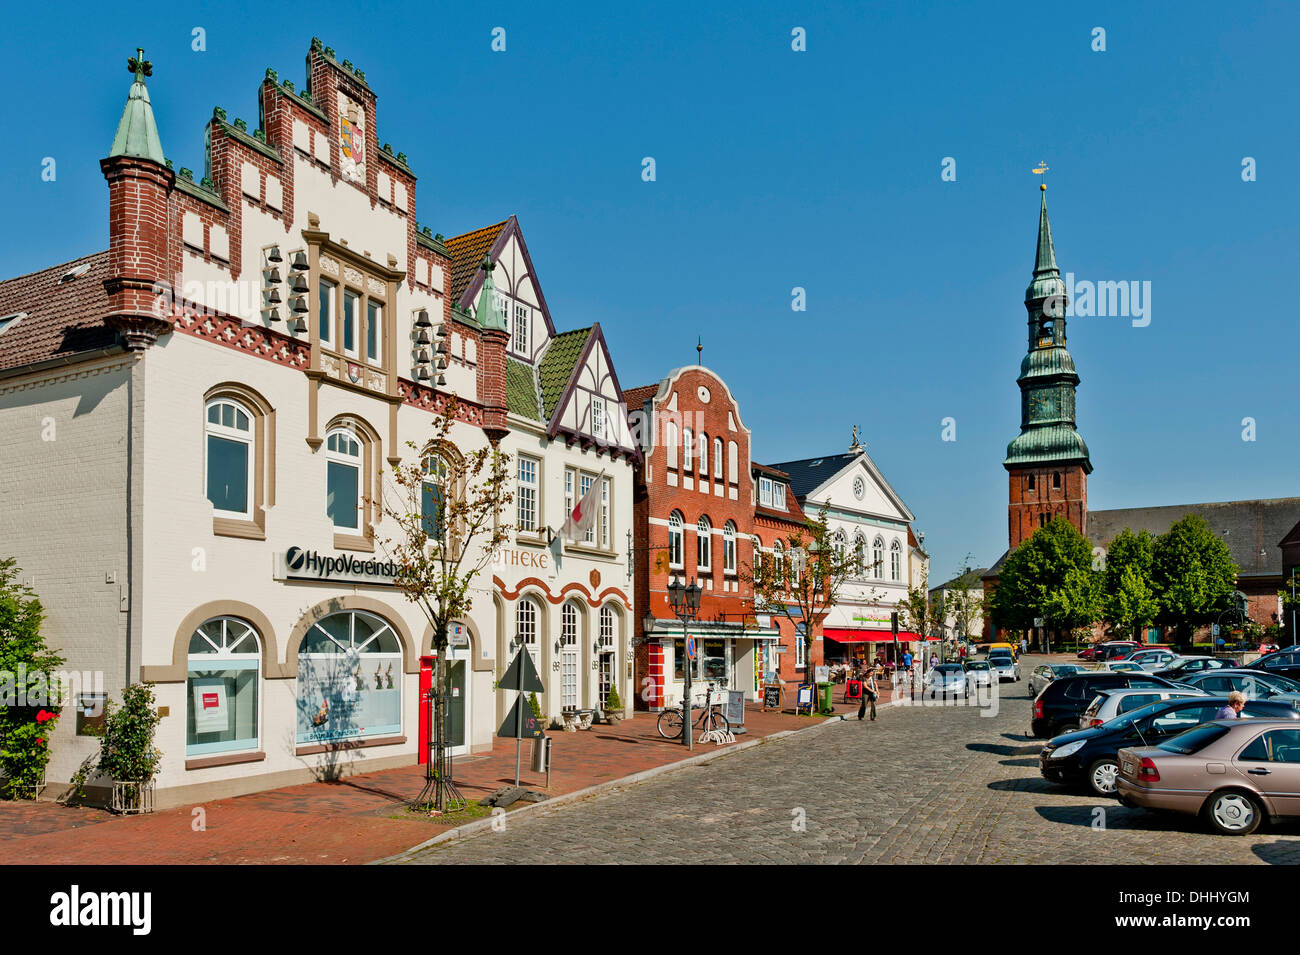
[657,683,731,740]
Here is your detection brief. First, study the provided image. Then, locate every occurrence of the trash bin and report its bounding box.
[816,682,834,714]
[530,735,551,773]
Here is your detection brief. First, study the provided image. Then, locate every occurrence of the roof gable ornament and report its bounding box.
[108,46,166,166]
[475,255,508,333]
[849,424,863,453]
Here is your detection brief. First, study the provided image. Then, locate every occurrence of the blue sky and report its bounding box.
[3,1,1297,581]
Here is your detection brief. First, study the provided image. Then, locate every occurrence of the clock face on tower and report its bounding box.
[1029,390,1058,420]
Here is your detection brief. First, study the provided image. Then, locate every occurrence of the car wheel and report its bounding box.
[1087,758,1120,797]
[1202,790,1262,836]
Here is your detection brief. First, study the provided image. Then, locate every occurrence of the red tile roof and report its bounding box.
[444,219,509,305]
[622,384,660,409]
[0,251,115,374]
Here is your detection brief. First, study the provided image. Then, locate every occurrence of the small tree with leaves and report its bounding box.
[0,558,64,798]
[991,517,1101,644]
[745,507,877,674]
[1152,514,1238,648]
[1101,528,1158,640]
[379,396,512,813]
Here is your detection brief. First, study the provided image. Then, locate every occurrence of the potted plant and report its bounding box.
[603,686,625,725]
[73,683,162,814]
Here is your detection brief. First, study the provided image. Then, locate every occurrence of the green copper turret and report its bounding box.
[1003,187,1092,474]
[109,48,166,166]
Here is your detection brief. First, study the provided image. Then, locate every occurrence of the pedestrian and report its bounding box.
[929,652,938,669]
[1020,636,1028,656]
[1214,691,1246,720]
[857,666,879,721]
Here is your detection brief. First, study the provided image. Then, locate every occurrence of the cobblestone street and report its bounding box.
[396,657,1300,864]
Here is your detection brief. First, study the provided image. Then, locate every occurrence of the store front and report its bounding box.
[822,628,932,667]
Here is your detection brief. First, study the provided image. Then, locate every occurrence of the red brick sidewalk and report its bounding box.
[0,697,871,865]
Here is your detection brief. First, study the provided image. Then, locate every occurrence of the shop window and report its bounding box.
[296,610,402,744]
[701,640,727,681]
[205,398,252,519]
[187,617,261,757]
[672,639,700,682]
[697,516,712,571]
[796,625,808,669]
[668,511,684,568]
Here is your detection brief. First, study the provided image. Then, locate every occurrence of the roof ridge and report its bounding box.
[0,249,108,288]
[444,218,511,244]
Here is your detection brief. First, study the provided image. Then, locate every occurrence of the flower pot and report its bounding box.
[110,779,156,815]
[604,708,625,725]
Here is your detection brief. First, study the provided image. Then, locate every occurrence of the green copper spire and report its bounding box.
[475,256,508,332]
[1005,185,1092,474]
[109,49,166,165]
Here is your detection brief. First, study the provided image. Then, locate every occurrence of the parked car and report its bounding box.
[1030,672,1184,739]
[1078,641,1137,662]
[1242,647,1300,683]
[986,641,1019,659]
[1077,687,1209,730]
[1178,669,1300,707]
[1153,656,1238,680]
[1097,642,1143,662]
[1099,661,1146,673]
[963,660,995,692]
[924,663,968,698]
[1027,662,1087,697]
[1116,717,1300,834]
[1125,648,1179,671]
[987,652,1020,682]
[1043,697,1300,797]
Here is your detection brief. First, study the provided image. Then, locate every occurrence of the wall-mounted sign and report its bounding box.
[492,547,550,570]
[277,547,399,587]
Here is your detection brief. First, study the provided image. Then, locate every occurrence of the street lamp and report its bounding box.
[667,577,703,750]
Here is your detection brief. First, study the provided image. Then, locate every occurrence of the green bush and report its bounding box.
[528,692,542,719]
[0,558,64,799]
[71,684,162,795]
[605,685,623,711]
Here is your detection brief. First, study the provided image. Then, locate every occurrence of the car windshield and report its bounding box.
[1053,665,1084,675]
[1156,723,1232,755]
[965,663,990,671]
[936,665,963,675]
[1256,672,1300,693]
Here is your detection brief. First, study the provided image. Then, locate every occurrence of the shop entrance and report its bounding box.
[419,647,469,760]
[598,652,614,708]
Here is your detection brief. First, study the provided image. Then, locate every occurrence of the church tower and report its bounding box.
[1004,185,1091,549]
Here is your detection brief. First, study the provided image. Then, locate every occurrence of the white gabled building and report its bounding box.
[769,433,921,664]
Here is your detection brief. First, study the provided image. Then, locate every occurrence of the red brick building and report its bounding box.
[751,463,818,683]
[626,366,779,710]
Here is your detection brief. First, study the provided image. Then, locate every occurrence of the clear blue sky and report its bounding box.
[3,1,1297,582]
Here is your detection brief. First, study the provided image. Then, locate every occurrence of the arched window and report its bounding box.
[697,516,712,571]
[187,616,261,757]
[854,531,867,574]
[890,539,902,581]
[599,605,616,650]
[683,427,693,469]
[666,421,679,469]
[296,610,403,744]
[1053,472,1061,490]
[723,521,737,573]
[833,529,847,560]
[597,605,618,709]
[772,540,784,582]
[699,432,708,475]
[668,511,684,568]
[713,437,723,479]
[326,427,363,531]
[205,397,253,518]
[516,597,540,669]
[872,536,885,579]
[423,453,448,541]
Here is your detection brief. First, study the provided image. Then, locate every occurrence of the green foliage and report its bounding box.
[990,518,1100,632]
[95,683,162,783]
[0,558,64,798]
[528,692,542,719]
[604,685,623,711]
[1101,530,1159,638]
[1151,515,1238,640]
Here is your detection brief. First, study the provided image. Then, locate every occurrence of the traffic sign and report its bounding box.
[686,635,696,660]
[498,696,544,739]
[499,648,545,694]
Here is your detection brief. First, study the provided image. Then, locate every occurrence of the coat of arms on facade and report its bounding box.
[347,362,361,383]
[339,103,365,183]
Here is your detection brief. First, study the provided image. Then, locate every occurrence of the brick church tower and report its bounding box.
[1003,185,1091,549]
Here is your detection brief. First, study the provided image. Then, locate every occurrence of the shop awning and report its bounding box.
[823,628,934,643]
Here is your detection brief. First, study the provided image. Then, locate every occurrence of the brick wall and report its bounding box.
[1007,464,1088,549]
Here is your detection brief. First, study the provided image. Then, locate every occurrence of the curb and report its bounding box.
[373,713,848,864]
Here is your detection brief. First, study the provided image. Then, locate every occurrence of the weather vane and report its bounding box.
[1033,161,1049,190]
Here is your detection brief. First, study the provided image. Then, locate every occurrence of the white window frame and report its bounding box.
[666,422,679,469]
[699,432,708,475]
[517,598,540,668]
[713,438,723,479]
[325,427,362,531]
[891,539,903,581]
[759,477,773,507]
[723,521,737,574]
[342,288,360,358]
[774,482,786,510]
[600,476,610,548]
[205,397,254,520]
[683,428,693,470]
[186,616,262,757]
[512,302,530,355]
[517,455,539,533]
[366,299,383,367]
[318,278,336,348]
[668,511,684,568]
[697,516,712,572]
[873,536,885,579]
[591,396,606,440]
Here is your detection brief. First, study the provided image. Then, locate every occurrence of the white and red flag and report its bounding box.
[561,471,605,541]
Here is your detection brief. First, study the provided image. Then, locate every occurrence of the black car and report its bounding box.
[1151,656,1238,681]
[1030,672,1183,739]
[1177,669,1300,705]
[1040,696,1300,796]
[1242,647,1300,683]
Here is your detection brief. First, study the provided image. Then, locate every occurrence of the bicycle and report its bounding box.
[657,682,731,740]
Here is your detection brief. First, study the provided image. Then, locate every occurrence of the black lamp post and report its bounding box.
[667,577,703,750]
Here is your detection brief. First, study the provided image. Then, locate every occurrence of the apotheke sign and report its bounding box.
[279,546,399,586]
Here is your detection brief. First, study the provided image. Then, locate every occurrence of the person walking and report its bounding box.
[1020,636,1028,656]
[857,666,879,721]
[1214,691,1246,720]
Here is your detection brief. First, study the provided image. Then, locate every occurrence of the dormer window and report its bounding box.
[511,302,529,355]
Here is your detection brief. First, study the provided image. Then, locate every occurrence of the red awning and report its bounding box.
[822,628,933,643]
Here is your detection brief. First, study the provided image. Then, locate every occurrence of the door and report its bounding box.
[1234,727,1300,815]
[561,648,579,711]
[444,648,468,756]
[598,652,615,709]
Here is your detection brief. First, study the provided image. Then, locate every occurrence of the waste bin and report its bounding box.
[816,682,834,714]
[530,735,551,773]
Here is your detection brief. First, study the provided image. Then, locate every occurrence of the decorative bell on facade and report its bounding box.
[290,251,308,272]
[290,274,309,294]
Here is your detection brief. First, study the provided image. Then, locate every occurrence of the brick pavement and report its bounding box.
[394,655,1300,865]
[0,699,853,865]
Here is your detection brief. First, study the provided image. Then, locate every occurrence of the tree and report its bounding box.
[1101,529,1158,640]
[0,558,64,798]
[1152,514,1238,647]
[744,507,874,673]
[379,397,512,812]
[990,517,1101,640]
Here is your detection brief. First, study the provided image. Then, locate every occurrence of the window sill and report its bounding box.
[514,532,549,548]
[295,734,406,757]
[333,532,374,552]
[564,542,618,560]
[213,517,266,541]
[185,750,266,771]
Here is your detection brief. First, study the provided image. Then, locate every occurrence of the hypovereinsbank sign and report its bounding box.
[277,547,399,586]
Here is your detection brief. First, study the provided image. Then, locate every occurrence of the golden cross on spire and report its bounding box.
[1033,161,1049,190]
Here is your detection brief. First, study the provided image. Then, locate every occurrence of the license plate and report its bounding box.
[1121,759,1135,776]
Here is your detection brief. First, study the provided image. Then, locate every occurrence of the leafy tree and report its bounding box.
[1151,515,1238,646]
[379,396,512,812]
[0,558,64,798]
[990,517,1101,639]
[1101,529,1158,639]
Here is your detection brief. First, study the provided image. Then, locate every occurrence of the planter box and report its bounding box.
[110,779,156,815]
